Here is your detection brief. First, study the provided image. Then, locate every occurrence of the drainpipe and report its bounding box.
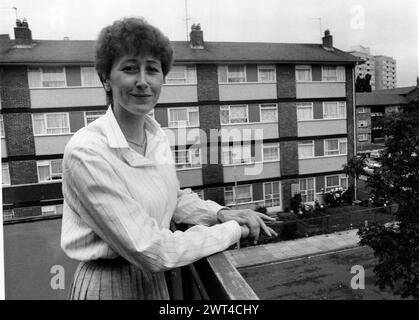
[352,65,358,201]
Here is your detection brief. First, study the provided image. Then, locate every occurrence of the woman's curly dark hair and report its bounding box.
[95,17,173,83]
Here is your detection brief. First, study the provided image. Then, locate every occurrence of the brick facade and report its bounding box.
[278,102,297,137]
[3,113,35,156]
[346,65,355,159]
[280,141,299,176]
[204,187,226,206]
[282,178,299,211]
[196,64,219,102]
[0,67,31,110]
[9,160,38,185]
[276,64,296,98]
[14,206,41,219]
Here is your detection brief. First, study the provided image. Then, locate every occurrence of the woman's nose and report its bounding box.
[135,72,149,90]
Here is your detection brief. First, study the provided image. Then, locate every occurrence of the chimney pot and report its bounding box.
[190,23,204,49]
[322,29,333,51]
[14,18,32,46]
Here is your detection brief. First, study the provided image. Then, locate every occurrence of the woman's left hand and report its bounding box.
[217,209,278,244]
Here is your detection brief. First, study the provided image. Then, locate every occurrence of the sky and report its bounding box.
[0,0,417,86]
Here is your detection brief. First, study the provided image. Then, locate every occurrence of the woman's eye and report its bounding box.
[147,67,160,73]
[123,66,137,72]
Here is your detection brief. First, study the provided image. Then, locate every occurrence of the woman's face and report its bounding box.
[105,53,164,116]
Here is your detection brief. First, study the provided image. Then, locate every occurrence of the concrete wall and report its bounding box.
[299,155,347,174]
[34,135,73,155]
[223,161,280,183]
[176,168,203,188]
[1,138,7,157]
[220,123,278,142]
[30,87,106,108]
[219,83,277,101]
[159,85,198,103]
[296,83,346,99]
[297,119,347,137]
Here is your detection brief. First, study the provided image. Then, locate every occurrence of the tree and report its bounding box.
[346,103,419,299]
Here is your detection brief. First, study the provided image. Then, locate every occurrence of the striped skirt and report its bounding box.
[68,257,170,300]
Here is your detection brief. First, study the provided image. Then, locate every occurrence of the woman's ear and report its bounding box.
[103,80,111,92]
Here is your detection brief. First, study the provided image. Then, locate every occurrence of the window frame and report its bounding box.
[222,142,252,165]
[262,142,280,162]
[36,159,63,183]
[32,112,71,136]
[358,120,368,128]
[298,140,315,159]
[0,114,5,138]
[322,101,346,120]
[2,162,10,186]
[325,174,348,192]
[80,66,102,87]
[165,65,197,85]
[257,65,276,83]
[27,66,67,88]
[167,106,199,128]
[321,66,346,82]
[41,204,64,216]
[226,65,247,83]
[358,134,368,142]
[259,103,278,123]
[224,184,253,206]
[171,147,201,170]
[220,105,249,125]
[357,107,368,114]
[263,181,281,207]
[299,177,315,202]
[324,138,348,156]
[84,110,106,126]
[296,102,314,121]
[295,65,312,82]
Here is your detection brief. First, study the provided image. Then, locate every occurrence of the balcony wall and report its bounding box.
[30,87,106,109]
[163,127,202,147]
[176,168,203,188]
[219,83,277,101]
[296,82,346,99]
[298,155,347,174]
[220,123,278,142]
[297,119,347,137]
[223,161,280,183]
[159,85,198,103]
[34,135,73,155]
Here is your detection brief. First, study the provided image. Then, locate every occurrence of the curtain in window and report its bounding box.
[227,65,245,82]
[86,111,106,125]
[230,106,247,123]
[50,159,63,175]
[188,108,199,126]
[258,66,275,82]
[339,140,347,154]
[33,114,46,135]
[169,109,188,127]
[224,187,235,205]
[298,143,313,158]
[28,68,42,87]
[81,67,101,86]
[189,148,201,166]
[0,115,5,137]
[297,104,313,120]
[296,67,311,81]
[263,144,279,161]
[220,107,230,124]
[2,164,10,185]
[37,162,51,181]
[236,185,251,203]
[166,66,186,84]
[260,105,277,122]
[325,139,339,155]
[326,175,340,190]
[46,114,69,134]
[42,67,65,87]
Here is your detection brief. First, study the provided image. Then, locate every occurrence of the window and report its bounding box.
[3,209,15,221]
[323,102,346,119]
[220,105,248,124]
[295,65,312,82]
[41,204,63,216]
[322,66,345,82]
[81,67,102,87]
[264,181,281,207]
[84,110,106,126]
[260,104,278,122]
[37,159,63,182]
[224,185,252,205]
[298,141,314,159]
[171,147,201,169]
[0,114,4,138]
[257,65,276,82]
[358,134,368,142]
[222,143,252,165]
[165,65,196,84]
[2,163,10,185]
[358,120,368,128]
[262,143,279,161]
[32,113,70,135]
[299,178,315,202]
[195,190,204,200]
[227,65,246,83]
[325,175,348,192]
[168,107,199,127]
[297,103,313,121]
[28,67,66,88]
[324,138,347,156]
[357,107,367,113]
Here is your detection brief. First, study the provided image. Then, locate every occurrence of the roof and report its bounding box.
[356,90,410,106]
[0,39,361,65]
[373,86,415,95]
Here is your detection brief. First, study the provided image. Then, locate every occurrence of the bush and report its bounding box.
[255,206,267,214]
[290,193,302,213]
[280,221,298,240]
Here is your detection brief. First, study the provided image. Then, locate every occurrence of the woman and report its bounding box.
[61,17,277,300]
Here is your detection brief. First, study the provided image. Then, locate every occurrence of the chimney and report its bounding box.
[190,23,204,49]
[322,29,333,51]
[14,18,32,46]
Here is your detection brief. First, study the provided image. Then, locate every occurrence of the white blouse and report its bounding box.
[60,106,241,272]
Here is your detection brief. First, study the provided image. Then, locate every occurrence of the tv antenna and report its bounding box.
[0,6,18,20]
[184,0,190,41]
[311,17,322,39]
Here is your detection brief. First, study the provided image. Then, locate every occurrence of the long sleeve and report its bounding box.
[62,145,241,273]
[172,188,228,226]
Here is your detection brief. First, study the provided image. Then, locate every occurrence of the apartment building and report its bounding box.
[374,55,397,90]
[0,21,359,220]
[349,45,376,90]
[355,86,416,154]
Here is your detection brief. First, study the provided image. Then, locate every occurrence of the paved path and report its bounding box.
[224,229,361,269]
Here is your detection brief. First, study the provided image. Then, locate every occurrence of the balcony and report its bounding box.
[158,84,198,103]
[296,82,346,99]
[297,119,347,137]
[299,155,347,174]
[219,83,277,101]
[223,161,280,183]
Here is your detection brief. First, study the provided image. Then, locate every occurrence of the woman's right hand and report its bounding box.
[240,225,250,239]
